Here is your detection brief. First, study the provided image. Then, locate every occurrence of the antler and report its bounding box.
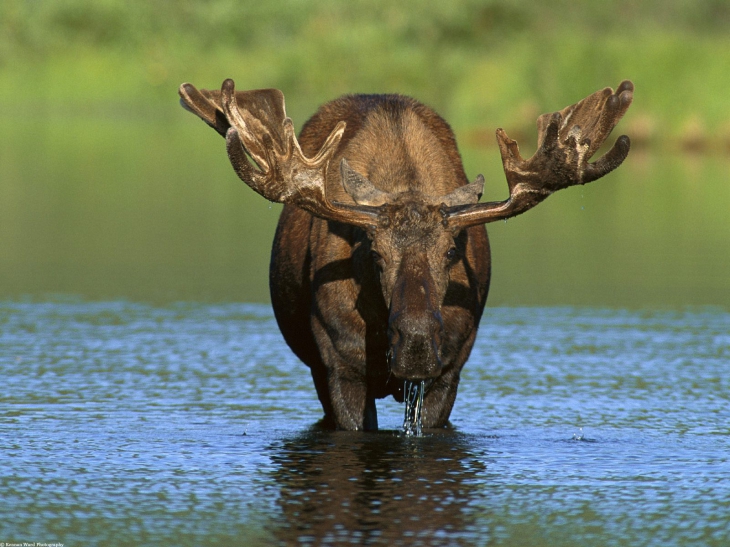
[446,80,634,229]
[179,79,379,227]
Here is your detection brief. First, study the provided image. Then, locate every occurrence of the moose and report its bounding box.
[179,78,633,431]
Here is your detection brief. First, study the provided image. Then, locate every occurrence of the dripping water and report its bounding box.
[402,380,425,436]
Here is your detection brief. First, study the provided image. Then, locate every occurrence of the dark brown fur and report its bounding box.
[269,95,490,430]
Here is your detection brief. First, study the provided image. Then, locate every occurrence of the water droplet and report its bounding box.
[403,380,425,437]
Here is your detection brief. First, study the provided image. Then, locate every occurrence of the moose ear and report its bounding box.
[440,175,484,207]
[340,159,389,206]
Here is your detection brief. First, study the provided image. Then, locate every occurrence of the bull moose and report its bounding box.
[179,79,633,431]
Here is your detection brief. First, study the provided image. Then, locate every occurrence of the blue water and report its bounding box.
[1,300,728,546]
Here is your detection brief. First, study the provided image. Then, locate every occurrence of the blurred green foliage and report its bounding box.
[2,0,730,143]
[2,0,729,306]
[3,0,730,58]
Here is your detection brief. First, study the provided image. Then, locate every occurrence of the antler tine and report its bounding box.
[179,82,230,137]
[446,80,633,229]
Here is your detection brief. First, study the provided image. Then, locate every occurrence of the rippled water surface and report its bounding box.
[1,301,729,546]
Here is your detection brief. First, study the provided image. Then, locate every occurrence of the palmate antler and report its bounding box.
[179,79,378,227]
[446,81,634,229]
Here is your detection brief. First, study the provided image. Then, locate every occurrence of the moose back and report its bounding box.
[179,79,633,430]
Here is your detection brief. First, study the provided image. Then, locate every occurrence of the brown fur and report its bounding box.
[269,95,490,430]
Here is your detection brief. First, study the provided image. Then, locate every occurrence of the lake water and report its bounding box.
[2,300,728,546]
[2,110,730,308]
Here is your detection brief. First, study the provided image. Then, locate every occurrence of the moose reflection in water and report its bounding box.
[179,79,633,431]
[267,429,489,545]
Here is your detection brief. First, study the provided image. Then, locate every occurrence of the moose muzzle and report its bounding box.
[387,307,445,380]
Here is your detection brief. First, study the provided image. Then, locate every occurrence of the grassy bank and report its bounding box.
[2,0,730,149]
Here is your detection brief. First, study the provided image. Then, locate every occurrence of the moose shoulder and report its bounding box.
[179,80,633,431]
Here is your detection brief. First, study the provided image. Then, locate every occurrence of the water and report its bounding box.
[2,108,730,308]
[403,380,426,436]
[2,300,728,546]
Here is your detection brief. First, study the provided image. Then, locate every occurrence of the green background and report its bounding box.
[1,0,729,307]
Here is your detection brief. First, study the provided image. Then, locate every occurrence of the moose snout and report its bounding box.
[388,310,445,380]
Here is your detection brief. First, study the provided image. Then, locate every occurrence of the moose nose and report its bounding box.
[388,310,444,347]
[388,311,444,379]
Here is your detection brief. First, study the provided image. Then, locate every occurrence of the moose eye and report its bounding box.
[370,250,384,265]
[446,247,458,262]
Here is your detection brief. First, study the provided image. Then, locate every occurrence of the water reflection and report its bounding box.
[2,113,729,307]
[3,302,729,545]
[267,428,489,545]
